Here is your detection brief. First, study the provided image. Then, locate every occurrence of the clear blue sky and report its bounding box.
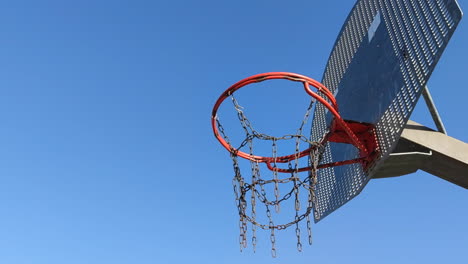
[0,1,466,263]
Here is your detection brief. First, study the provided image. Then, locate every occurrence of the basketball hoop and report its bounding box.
[211,72,378,257]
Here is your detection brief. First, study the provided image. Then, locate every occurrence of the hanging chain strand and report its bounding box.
[216,94,324,257]
[306,199,313,245]
[235,148,248,250]
[265,137,277,257]
[265,195,276,257]
[272,139,281,213]
[231,153,246,251]
[248,139,259,252]
[308,144,321,245]
[293,125,303,252]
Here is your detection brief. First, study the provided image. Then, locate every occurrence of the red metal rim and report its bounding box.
[211,72,368,164]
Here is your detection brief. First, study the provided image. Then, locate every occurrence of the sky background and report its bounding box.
[0,0,466,263]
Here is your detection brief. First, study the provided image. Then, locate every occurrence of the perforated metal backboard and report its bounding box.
[311,0,462,222]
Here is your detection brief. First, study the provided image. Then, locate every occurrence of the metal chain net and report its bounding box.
[215,94,325,257]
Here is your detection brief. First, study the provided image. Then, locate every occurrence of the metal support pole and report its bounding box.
[373,121,468,189]
[422,86,447,134]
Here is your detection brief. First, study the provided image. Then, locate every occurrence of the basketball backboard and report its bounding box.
[311,0,463,221]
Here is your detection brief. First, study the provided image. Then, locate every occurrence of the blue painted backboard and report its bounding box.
[311,0,463,221]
